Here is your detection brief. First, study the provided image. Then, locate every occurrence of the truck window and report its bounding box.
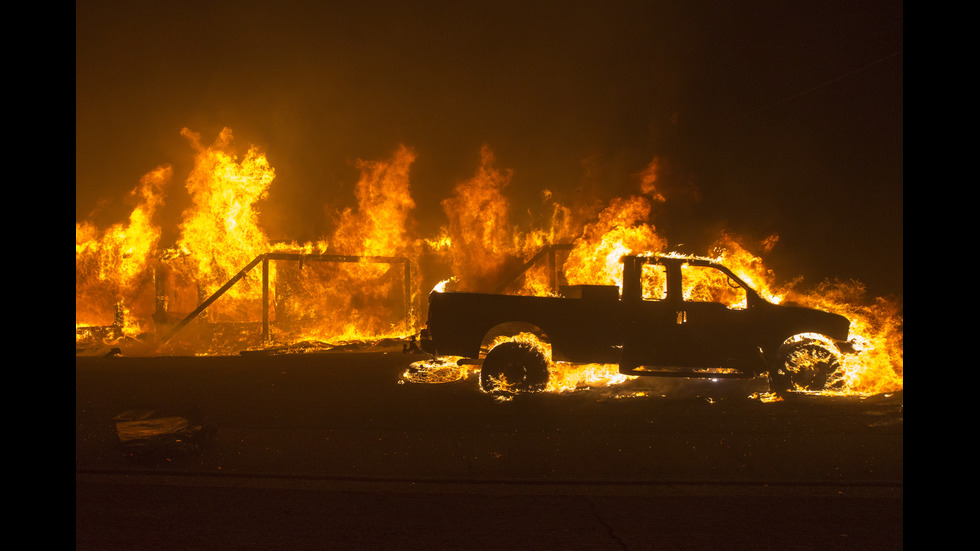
[641,263,667,300]
[681,264,747,309]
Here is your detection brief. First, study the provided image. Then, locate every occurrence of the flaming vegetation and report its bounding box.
[76,128,902,395]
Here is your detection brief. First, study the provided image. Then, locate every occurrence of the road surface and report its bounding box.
[76,349,902,549]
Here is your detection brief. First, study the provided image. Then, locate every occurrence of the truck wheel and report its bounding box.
[770,339,841,392]
[480,341,549,394]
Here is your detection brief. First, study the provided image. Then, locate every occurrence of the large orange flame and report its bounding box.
[270,145,418,344]
[706,233,903,394]
[76,164,171,337]
[564,195,668,289]
[786,280,903,394]
[76,129,903,397]
[439,146,516,291]
[173,127,274,316]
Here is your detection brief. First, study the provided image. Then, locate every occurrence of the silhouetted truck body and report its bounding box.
[420,255,854,393]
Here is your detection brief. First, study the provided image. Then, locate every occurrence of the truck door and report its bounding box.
[621,260,687,368]
[673,263,756,366]
[622,259,757,369]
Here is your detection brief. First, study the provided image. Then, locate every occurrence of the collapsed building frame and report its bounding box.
[80,244,576,352]
[156,252,414,348]
[493,243,573,294]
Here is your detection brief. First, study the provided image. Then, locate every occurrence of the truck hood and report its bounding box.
[765,302,851,343]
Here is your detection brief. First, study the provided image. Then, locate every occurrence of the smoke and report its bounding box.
[76,1,902,297]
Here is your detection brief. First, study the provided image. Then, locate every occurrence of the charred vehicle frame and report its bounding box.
[420,254,857,393]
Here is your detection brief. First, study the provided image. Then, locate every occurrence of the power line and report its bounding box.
[727,50,902,123]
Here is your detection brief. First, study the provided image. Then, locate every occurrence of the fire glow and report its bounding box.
[76,128,903,395]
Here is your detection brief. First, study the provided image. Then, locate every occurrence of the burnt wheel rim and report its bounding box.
[480,341,549,393]
[782,343,840,391]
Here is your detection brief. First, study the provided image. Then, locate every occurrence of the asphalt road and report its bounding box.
[76,349,903,550]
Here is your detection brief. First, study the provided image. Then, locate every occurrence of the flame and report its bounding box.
[638,156,667,202]
[403,356,470,384]
[564,195,668,290]
[702,233,903,394]
[488,332,632,393]
[439,146,515,291]
[76,164,171,338]
[705,233,782,303]
[77,129,420,352]
[77,130,902,398]
[332,144,417,258]
[270,145,419,344]
[785,280,903,395]
[172,127,274,319]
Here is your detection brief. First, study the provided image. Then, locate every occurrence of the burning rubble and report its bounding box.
[76,128,902,396]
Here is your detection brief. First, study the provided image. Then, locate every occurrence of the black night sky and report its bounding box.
[76,0,902,298]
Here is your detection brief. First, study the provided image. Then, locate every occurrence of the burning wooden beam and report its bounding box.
[492,244,573,295]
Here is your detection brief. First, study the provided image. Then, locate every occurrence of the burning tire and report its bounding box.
[770,338,842,392]
[480,341,549,394]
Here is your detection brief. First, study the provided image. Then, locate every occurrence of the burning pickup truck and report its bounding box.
[419,254,857,393]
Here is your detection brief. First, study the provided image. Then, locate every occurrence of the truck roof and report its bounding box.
[627,253,724,267]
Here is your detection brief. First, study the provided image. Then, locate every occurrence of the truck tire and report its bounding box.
[769,338,842,392]
[480,341,549,394]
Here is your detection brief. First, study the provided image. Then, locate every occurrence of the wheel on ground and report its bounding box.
[770,339,842,392]
[480,341,549,394]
